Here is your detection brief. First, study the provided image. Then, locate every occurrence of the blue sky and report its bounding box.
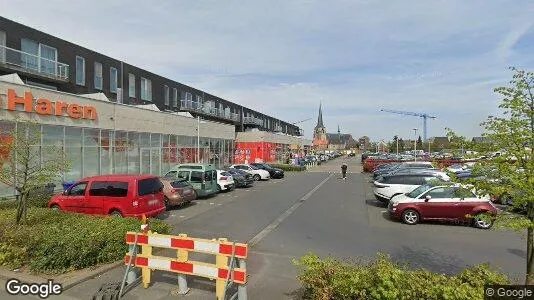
[1,0,533,141]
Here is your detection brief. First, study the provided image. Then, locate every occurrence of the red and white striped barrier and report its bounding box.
[124,254,247,284]
[125,232,248,259]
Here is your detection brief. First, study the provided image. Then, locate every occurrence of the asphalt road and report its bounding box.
[3,156,526,299]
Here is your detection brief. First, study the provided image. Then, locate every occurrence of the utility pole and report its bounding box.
[413,128,418,162]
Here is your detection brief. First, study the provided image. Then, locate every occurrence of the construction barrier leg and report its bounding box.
[176,234,190,295]
[142,243,152,289]
[238,259,247,300]
[216,238,229,300]
[126,244,139,285]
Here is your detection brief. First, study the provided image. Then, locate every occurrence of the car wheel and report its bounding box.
[110,210,122,218]
[402,209,419,225]
[253,174,261,181]
[164,196,170,210]
[473,213,493,229]
[50,204,60,211]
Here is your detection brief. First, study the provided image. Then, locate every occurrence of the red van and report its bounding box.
[48,174,165,218]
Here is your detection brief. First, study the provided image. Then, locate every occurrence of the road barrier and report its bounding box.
[124,231,248,300]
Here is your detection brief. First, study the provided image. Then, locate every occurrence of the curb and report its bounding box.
[0,261,124,291]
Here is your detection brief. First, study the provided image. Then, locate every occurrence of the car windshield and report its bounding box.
[250,165,259,170]
[406,184,433,198]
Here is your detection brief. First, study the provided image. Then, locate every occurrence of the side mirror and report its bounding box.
[425,195,431,202]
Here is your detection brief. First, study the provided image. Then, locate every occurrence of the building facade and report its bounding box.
[0,16,303,136]
[312,104,328,151]
[0,80,237,197]
[234,131,312,164]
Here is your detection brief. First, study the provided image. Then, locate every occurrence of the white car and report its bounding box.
[373,173,449,204]
[230,164,270,181]
[446,164,469,173]
[216,170,235,192]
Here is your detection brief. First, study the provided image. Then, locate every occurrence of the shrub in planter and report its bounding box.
[293,253,509,300]
[0,208,171,273]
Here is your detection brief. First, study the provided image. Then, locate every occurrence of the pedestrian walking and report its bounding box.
[341,162,348,180]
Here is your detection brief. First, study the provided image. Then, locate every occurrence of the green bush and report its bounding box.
[0,208,171,274]
[270,164,306,172]
[293,253,509,300]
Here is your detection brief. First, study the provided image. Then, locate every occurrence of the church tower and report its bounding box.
[313,103,328,150]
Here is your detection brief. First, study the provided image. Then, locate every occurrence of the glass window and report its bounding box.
[139,133,150,147]
[76,56,85,86]
[113,132,129,174]
[83,147,100,177]
[190,171,203,183]
[177,170,189,180]
[151,133,161,147]
[94,62,103,90]
[171,180,191,188]
[138,178,163,196]
[67,182,87,196]
[110,67,118,93]
[129,73,136,97]
[83,128,100,147]
[454,188,475,198]
[127,139,140,174]
[150,148,160,175]
[89,181,129,197]
[65,127,82,147]
[165,170,177,178]
[42,125,64,147]
[39,44,57,76]
[424,187,455,199]
[205,170,213,181]
[173,88,178,107]
[141,77,152,101]
[21,38,39,70]
[65,146,82,181]
[100,130,112,175]
[164,85,170,106]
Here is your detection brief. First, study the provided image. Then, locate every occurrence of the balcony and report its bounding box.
[0,45,70,82]
[180,100,240,122]
[274,125,283,132]
[243,116,264,126]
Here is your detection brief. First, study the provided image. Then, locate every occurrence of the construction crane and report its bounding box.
[292,118,312,125]
[380,109,436,141]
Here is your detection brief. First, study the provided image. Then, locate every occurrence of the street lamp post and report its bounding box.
[413,128,418,162]
[396,137,399,156]
[197,116,200,163]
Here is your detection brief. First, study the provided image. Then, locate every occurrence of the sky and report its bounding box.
[1,0,533,142]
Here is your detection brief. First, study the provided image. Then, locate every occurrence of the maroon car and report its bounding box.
[388,184,498,229]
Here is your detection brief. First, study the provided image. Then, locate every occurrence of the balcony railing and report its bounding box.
[180,99,240,122]
[0,45,69,81]
[243,116,264,126]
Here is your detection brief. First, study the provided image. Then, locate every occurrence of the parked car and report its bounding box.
[388,184,498,229]
[373,173,449,203]
[373,161,435,179]
[230,164,270,181]
[250,163,285,179]
[226,168,254,187]
[216,170,235,192]
[164,163,218,197]
[48,174,166,218]
[159,177,196,209]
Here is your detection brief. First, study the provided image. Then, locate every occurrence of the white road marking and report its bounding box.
[248,174,334,247]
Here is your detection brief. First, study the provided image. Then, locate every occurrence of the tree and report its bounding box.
[398,138,405,153]
[0,121,69,224]
[416,135,423,151]
[446,67,534,284]
[389,135,399,153]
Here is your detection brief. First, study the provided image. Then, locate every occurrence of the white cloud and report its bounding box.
[1,0,533,141]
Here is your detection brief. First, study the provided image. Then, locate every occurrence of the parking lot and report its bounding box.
[10,155,523,299]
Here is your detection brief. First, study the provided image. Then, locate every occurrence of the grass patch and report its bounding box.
[0,208,171,274]
[293,253,509,300]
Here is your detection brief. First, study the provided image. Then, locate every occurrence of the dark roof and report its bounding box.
[314,103,324,130]
[327,133,354,144]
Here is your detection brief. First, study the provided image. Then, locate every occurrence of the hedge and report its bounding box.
[293,253,509,300]
[0,208,171,274]
[269,164,306,172]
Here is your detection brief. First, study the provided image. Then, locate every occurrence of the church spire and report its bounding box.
[315,102,324,130]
